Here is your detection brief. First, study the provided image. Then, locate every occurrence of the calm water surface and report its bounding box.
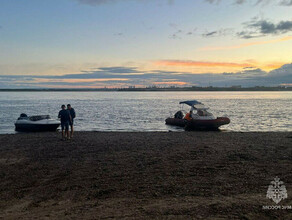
[0,91,291,133]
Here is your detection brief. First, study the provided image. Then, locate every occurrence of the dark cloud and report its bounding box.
[236,31,262,39]
[279,0,292,5]
[203,31,217,37]
[201,1,291,39]
[202,28,233,38]
[98,66,140,73]
[269,63,292,77]
[249,20,292,34]
[204,0,292,6]
[1,63,291,88]
[237,17,292,38]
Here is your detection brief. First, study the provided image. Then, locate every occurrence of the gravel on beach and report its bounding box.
[0,131,292,219]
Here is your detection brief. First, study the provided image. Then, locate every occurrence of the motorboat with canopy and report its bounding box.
[165,100,230,130]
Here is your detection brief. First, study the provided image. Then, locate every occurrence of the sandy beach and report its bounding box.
[0,131,292,219]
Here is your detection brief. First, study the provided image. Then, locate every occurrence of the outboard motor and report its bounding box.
[174,111,184,119]
[20,113,28,118]
[18,113,28,119]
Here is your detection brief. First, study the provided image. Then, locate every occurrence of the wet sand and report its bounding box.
[0,131,292,219]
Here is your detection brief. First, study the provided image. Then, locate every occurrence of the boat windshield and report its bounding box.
[197,110,213,117]
[29,115,51,121]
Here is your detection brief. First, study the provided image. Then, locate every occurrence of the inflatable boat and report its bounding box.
[165,100,230,130]
[15,113,60,132]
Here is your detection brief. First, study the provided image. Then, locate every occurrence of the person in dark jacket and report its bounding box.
[67,104,76,138]
[58,104,71,140]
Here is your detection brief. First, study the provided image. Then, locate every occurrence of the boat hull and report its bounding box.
[165,118,186,127]
[165,117,230,130]
[15,123,60,132]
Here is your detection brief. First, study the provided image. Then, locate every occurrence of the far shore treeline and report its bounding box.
[0,86,291,92]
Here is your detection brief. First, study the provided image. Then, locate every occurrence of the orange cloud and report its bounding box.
[155,59,287,71]
[155,60,252,68]
[242,60,286,71]
[153,81,188,85]
[32,78,129,83]
[200,36,292,51]
[263,63,286,70]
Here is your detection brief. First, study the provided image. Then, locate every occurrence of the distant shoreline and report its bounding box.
[0,86,291,92]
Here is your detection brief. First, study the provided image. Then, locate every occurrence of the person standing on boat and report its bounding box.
[58,105,71,140]
[67,104,76,138]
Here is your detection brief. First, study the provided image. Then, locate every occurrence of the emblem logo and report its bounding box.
[266,177,288,204]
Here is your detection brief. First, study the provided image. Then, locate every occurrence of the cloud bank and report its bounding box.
[1,63,291,88]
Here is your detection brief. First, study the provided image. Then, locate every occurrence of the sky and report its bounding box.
[0,0,291,88]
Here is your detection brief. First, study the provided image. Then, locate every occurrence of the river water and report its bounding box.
[0,91,291,133]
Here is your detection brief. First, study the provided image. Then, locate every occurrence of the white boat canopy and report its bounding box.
[192,104,209,110]
[179,100,209,110]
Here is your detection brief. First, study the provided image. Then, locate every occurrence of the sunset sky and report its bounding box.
[0,0,291,88]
